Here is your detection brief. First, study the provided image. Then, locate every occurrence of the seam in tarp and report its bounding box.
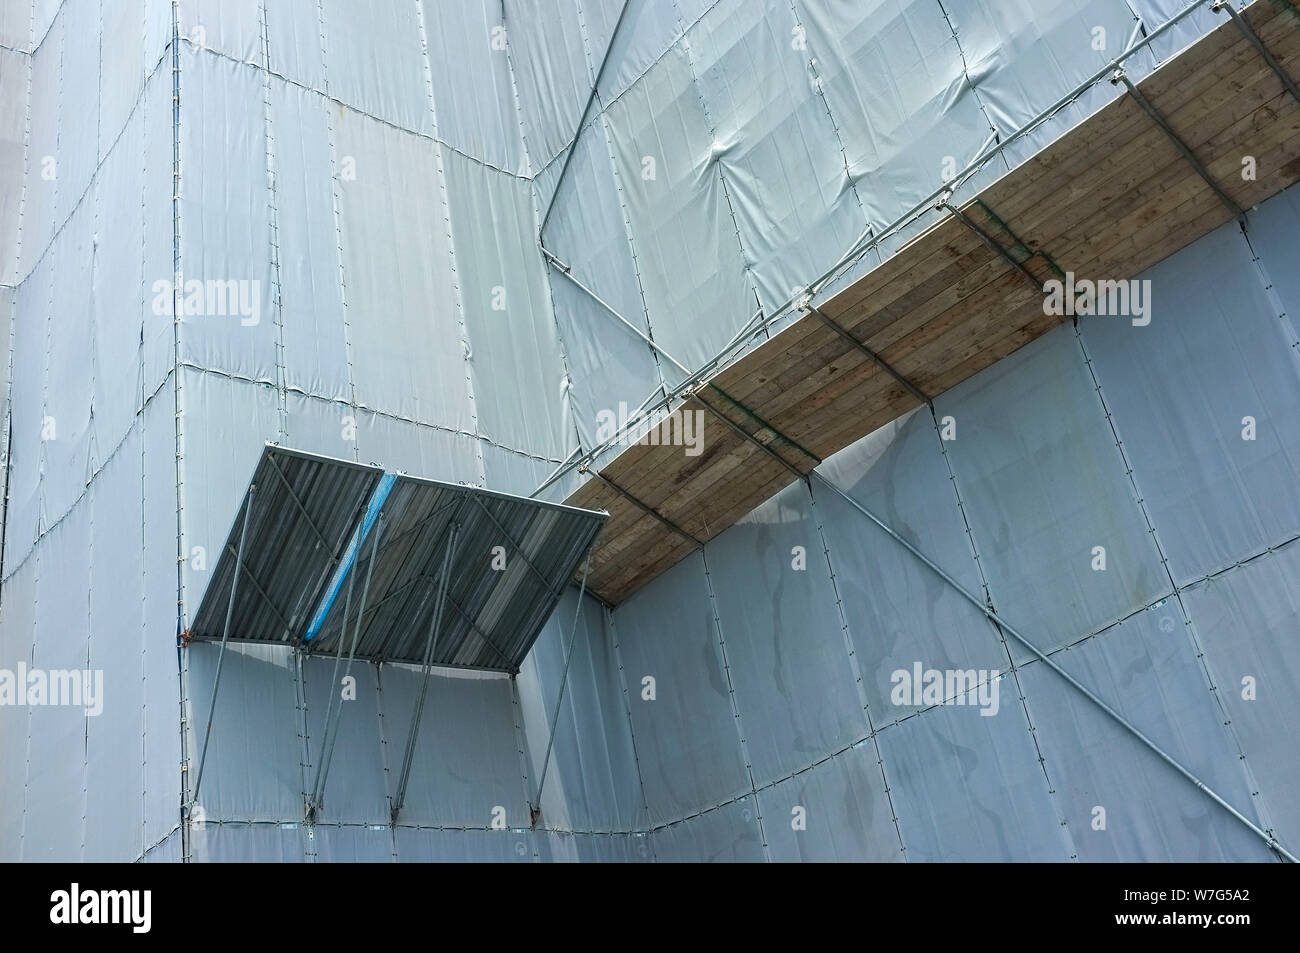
[258,1,288,442]
[700,548,771,860]
[936,0,1012,176]
[138,0,153,858]
[804,477,908,859]
[1075,313,1283,848]
[413,0,486,487]
[606,607,657,858]
[313,0,359,465]
[922,401,1080,859]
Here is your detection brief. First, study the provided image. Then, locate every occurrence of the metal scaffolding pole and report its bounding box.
[391,518,463,823]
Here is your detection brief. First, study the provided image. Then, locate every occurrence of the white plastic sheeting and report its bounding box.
[6,0,1296,863]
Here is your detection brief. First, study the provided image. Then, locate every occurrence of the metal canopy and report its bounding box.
[187,445,385,647]
[188,446,608,674]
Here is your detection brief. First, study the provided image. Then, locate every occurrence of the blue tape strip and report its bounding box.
[303,472,397,643]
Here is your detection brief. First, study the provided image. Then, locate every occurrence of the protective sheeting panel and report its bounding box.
[603,43,754,380]
[0,556,37,860]
[795,0,993,229]
[185,642,305,821]
[55,0,99,228]
[1080,221,1300,585]
[141,380,181,849]
[189,822,306,862]
[20,11,58,277]
[178,46,277,384]
[759,743,902,862]
[537,830,652,862]
[319,0,429,136]
[1017,607,1274,861]
[302,658,388,824]
[650,794,767,862]
[141,63,177,397]
[24,501,91,861]
[393,826,533,862]
[355,409,482,485]
[610,552,751,823]
[811,409,1007,720]
[0,1,28,51]
[936,326,1167,661]
[1184,542,1300,850]
[0,47,25,285]
[517,587,647,832]
[4,255,46,571]
[269,76,351,402]
[595,0,711,106]
[876,701,1071,862]
[684,0,868,312]
[422,0,525,174]
[507,0,590,172]
[85,427,147,862]
[704,480,867,787]
[443,149,570,459]
[311,824,395,862]
[376,666,528,828]
[332,107,474,430]
[178,0,264,68]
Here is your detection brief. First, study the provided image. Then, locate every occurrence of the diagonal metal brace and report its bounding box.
[1214,0,1300,108]
[578,466,705,549]
[806,304,934,409]
[941,200,1048,296]
[1111,68,1246,219]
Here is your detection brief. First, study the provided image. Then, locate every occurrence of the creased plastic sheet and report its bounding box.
[0,47,25,284]
[684,0,868,312]
[41,201,94,525]
[443,149,569,459]
[91,102,148,464]
[603,43,753,380]
[0,556,37,860]
[376,666,528,829]
[703,480,867,787]
[1183,541,1300,850]
[178,46,277,384]
[85,426,147,862]
[142,379,181,849]
[179,0,264,68]
[333,106,473,430]
[302,657,387,824]
[650,794,767,862]
[542,121,662,449]
[876,699,1070,861]
[948,0,1136,157]
[393,826,533,862]
[795,0,993,229]
[537,830,651,862]
[142,64,177,396]
[21,11,57,277]
[23,500,90,861]
[592,0,713,106]
[1080,220,1300,585]
[185,642,305,822]
[319,0,429,137]
[5,254,47,571]
[812,408,1007,719]
[422,0,525,174]
[517,587,646,832]
[936,325,1167,661]
[357,407,483,485]
[758,743,902,862]
[263,1,323,91]
[611,551,751,823]
[189,822,306,862]
[1018,605,1273,861]
[311,824,395,862]
[0,0,28,51]
[54,0,98,237]
[507,0,591,173]
[270,76,350,401]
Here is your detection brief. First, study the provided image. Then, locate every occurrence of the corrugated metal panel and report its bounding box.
[307,475,607,672]
[189,447,607,674]
[188,445,384,646]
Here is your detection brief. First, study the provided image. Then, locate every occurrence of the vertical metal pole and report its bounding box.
[191,484,256,805]
[531,559,590,824]
[391,521,461,823]
[308,512,386,814]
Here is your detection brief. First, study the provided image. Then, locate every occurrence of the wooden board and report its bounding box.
[564,0,1300,606]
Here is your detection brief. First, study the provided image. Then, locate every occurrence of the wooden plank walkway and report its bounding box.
[565,0,1300,605]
